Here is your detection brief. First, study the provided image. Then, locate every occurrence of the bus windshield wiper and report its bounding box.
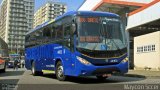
[109,37,122,55]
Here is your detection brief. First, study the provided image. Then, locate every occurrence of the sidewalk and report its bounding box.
[116,70,160,78]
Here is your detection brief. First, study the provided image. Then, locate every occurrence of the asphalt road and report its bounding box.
[0,68,160,90]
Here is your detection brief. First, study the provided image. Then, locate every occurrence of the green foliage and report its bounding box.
[9,51,16,54]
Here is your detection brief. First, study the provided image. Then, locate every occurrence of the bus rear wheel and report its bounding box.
[31,61,43,76]
[56,61,66,81]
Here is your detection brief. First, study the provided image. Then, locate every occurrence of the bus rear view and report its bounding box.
[25,11,128,81]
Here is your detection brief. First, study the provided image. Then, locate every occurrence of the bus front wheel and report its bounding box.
[31,61,43,76]
[56,61,66,81]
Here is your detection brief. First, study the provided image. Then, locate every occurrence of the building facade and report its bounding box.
[34,2,67,28]
[0,37,8,57]
[0,0,35,54]
[134,31,160,71]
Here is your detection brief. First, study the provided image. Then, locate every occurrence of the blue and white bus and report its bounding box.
[25,11,128,81]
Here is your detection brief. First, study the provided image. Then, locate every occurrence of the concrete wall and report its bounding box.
[134,31,160,71]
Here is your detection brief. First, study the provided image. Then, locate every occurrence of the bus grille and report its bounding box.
[79,48,127,59]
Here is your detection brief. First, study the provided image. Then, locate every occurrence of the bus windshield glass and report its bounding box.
[77,16,126,51]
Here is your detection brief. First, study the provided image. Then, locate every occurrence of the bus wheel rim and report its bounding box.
[32,65,35,74]
[57,66,63,78]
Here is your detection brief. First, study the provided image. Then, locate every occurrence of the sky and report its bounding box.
[0,0,85,12]
[35,0,85,12]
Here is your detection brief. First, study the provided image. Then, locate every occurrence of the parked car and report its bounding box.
[7,60,14,68]
[7,60,21,68]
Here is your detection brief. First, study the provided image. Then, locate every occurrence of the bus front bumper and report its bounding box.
[74,60,128,76]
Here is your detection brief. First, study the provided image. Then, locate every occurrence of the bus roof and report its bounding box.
[55,11,119,20]
[26,11,119,35]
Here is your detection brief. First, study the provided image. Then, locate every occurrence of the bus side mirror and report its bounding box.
[71,24,76,35]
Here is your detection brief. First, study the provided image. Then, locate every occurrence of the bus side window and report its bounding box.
[64,25,71,48]
[35,30,42,45]
[51,26,56,40]
[70,23,76,52]
[64,25,71,39]
[55,25,63,40]
[29,33,36,46]
[42,27,51,43]
[43,28,51,37]
[25,35,30,47]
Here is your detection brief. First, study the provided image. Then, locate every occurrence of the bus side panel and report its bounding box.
[35,46,43,71]
[25,48,31,70]
[25,47,43,71]
[62,48,75,76]
[53,44,75,75]
[42,44,55,70]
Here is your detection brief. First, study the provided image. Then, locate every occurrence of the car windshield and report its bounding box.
[77,16,126,51]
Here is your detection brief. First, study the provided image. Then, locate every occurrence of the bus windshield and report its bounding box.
[77,16,126,51]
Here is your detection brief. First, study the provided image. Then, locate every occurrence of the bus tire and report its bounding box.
[31,61,43,76]
[96,75,108,80]
[56,61,66,81]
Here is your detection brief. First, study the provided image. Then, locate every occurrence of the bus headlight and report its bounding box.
[121,57,128,63]
[76,56,91,65]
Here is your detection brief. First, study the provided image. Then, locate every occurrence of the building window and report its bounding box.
[137,44,156,53]
[148,45,151,51]
[141,47,143,52]
[152,45,155,51]
[144,46,147,52]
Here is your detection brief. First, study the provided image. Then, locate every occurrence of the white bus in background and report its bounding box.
[0,38,9,73]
